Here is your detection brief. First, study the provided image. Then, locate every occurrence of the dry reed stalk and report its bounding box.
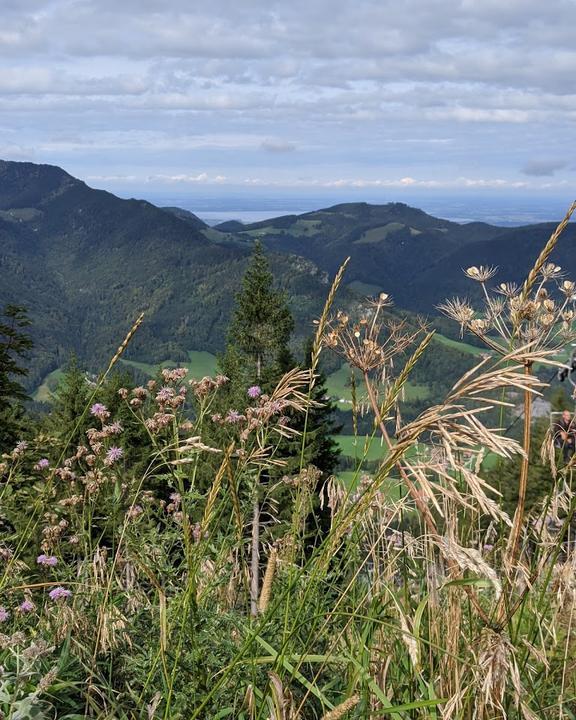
[200,445,233,532]
[504,361,533,583]
[311,257,350,370]
[258,546,277,613]
[321,695,359,720]
[250,489,260,618]
[103,311,145,376]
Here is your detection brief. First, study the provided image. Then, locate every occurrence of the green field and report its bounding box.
[355,222,405,244]
[434,332,486,356]
[33,367,65,403]
[325,364,430,408]
[346,280,384,296]
[120,350,218,380]
[335,434,429,462]
[335,434,389,461]
[337,468,403,497]
[34,351,219,403]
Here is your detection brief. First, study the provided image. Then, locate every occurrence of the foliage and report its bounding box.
[0,304,33,452]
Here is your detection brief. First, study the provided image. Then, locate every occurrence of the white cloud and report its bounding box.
[0,0,575,195]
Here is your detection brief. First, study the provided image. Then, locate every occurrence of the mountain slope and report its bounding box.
[0,161,332,386]
[2,160,574,392]
[226,202,575,311]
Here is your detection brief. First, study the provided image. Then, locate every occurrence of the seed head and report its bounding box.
[464,265,498,282]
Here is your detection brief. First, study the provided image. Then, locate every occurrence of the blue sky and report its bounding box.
[1,0,575,210]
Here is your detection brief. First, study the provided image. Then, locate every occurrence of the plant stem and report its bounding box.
[250,490,260,617]
[506,361,533,573]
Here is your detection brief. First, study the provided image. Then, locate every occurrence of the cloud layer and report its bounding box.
[1,0,574,199]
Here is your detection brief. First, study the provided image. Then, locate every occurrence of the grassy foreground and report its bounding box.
[2,204,576,718]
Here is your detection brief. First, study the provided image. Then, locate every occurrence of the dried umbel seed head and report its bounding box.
[495,282,519,298]
[485,297,505,319]
[539,313,556,328]
[561,280,576,296]
[437,297,475,330]
[540,262,562,280]
[469,318,488,334]
[464,265,498,282]
[519,300,537,320]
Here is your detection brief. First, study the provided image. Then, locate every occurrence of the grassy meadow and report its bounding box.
[2,204,576,718]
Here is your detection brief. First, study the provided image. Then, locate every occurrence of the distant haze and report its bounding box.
[148,193,575,227]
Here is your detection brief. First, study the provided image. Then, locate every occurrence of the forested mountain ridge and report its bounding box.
[0,161,331,386]
[219,202,576,312]
[1,159,574,391]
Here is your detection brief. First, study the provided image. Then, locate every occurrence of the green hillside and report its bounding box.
[4,160,575,396]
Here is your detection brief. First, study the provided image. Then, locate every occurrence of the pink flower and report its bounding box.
[103,421,123,435]
[161,367,188,383]
[247,385,262,399]
[90,403,110,421]
[48,586,72,601]
[104,446,124,465]
[155,387,174,403]
[35,458,50,471]
[37,554,58,566]
[126,504,143,520]
[19,599,35,613]
[0,606,10,622]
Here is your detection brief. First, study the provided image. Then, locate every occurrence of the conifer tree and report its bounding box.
[0,305,33,451]
[47,355,91,448]
[221,241,294,396]
[297,338,341,476]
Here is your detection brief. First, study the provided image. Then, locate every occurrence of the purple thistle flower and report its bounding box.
[0,606,9,622]
[37,554,58,566]
[19,599,35,613]
[247,385,262,399]
[35,458,50,471]
[48,586,72,601]
[105,446,124,465]
[90,403,109,421]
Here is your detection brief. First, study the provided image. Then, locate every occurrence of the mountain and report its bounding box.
[223,202,576,312]
[1,160,574,393]
[0,161,332,386]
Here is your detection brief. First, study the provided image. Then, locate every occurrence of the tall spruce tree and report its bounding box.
[221,241,294,397]
[0,305,33,452]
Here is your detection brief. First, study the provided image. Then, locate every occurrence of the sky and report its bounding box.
[1,0,575,216]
